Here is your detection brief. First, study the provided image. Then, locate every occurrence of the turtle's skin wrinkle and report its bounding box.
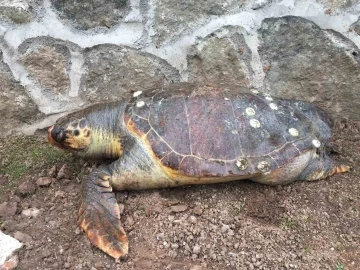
[48,83,350,259]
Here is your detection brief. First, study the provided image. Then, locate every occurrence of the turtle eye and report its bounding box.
[51,127,66,143]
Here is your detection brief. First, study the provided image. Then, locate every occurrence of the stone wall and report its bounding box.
[0,0,359,136]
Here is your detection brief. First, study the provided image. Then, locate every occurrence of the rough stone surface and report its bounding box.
[0,231,22,265]
[82,45,180,102]
[13,231,32,243]
[51,0,130,30]
[17,180,36,196]
[0,202,17,217]
[0,55,43,136]
[187,26,252,86]
[21,46,70,94]
[259,16,360,120]
[36,177,52,187]
[152,0,247,46]
[0,0,39,24]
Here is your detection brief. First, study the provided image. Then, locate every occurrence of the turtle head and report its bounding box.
[48,102,126,159]
[48,115,92,152]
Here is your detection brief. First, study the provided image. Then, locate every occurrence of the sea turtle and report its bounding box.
[48,83,350,259]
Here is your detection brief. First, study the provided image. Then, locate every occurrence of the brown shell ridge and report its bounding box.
[159,150,174,161]
[228,98,245,157]
[291,143,302,155]
[132,114,149,121]
[265,138,305,158]
[269,155,280,167]
[147,96,192,156]
[182,96,193,155]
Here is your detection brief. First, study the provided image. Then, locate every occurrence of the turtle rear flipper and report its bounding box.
[252,150,350,185]
[79,168,128,259]
[297,153,351,181]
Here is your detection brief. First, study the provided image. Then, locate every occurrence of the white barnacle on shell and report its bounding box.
[133,90,142,97]
[245,107,256,116]
[288,128,299,137]
[312,139,321,148]
[269,103,278,110]
[236,158,248,170]
[250,119,261,128]
[257,161,270,172]
[251,89,259,94]
[136,101,145,108]
[265,96,273,101]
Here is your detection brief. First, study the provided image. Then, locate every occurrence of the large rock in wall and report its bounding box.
[20,43,71,95]
[0,52,43,134]
[0,0,40,24]
[259,16,360,120]
[152,0,248,46]
[187,26,252,86]
[15,37,83,115]
[51,0,130,30]
[0,0,360,135]
[82,44,180,103]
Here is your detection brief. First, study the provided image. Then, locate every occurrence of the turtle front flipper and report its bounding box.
[78,167,128,259]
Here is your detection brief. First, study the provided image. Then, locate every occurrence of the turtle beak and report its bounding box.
[48,126,66,148]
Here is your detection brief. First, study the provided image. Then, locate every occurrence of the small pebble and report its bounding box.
[193,245,201,255]
[21,207,40,218]
[36,177,53,187]
[170,205,188,213]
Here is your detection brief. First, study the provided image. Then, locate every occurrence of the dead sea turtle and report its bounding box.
[48,83,350,259]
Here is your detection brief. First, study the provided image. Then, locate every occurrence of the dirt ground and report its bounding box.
[0,118,359,270]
